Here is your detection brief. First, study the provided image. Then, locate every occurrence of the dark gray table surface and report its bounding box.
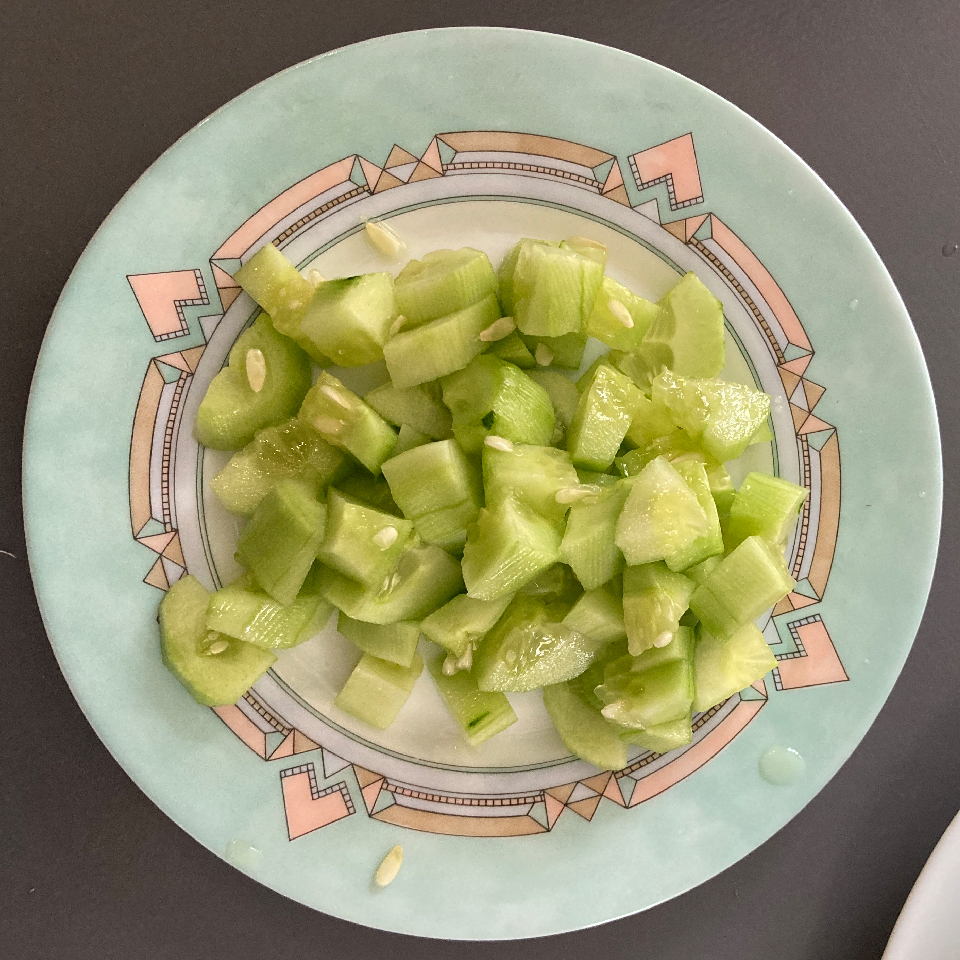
[4,2,958,957]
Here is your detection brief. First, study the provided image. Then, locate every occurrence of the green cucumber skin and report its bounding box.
[428,656,518,746]
[543,682,628,771]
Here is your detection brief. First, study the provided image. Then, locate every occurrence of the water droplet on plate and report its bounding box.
[759,745,806,786]
[942,242,958,257]
[848,299,859,311]
[224,838,262,871]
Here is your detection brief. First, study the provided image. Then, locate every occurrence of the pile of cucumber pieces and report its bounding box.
[159,233,807,772]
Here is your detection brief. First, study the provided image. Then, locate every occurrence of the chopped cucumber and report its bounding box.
[338,611,421,668]
[195,316,312,450]
[334,652,423,729]
[382,439,481,521]
[568,638,629,711]
[586,276,660,352]
[421,593,514,658]
[159,575,276,706]
[395,247,498,325]
[616,432,703,476]
[509,239,604,336]
[560,236,608,267]
[627,623,696,672]
[653,371,771,463]
[409,501,480,552]
[705,461,736,516]
[620,713,693,752]
[615,456,710,567]
[428,656,518,746]
[334,471,402,516]
[623,392,677,450]
[608,348,657,393]
[300,273,397,366]
[560,480,630,590]
[318,542,464,624]
[393,423,432,455]
[641,272,725,378]
[236,480,327,605]
[667,460,724,572]
[488,330,536,368]
[316,489,413,588]
[299,372,397,474]
[622,563,695,655]
[562,581,627,646]
[685,555,722,586]
[527,370,580,431]
[474,595,595,692]
[462,496,563,600]
[693,622,778,712]
[567,364,643,470]
[521,332,588,369]
[689,536,796,640]
[598,658,694,729]
[482,443,578,525]
[364,381,453,440]
[441,355,555,453]
[519,563,582,604]
[543,682,628,770]
[727,472,808,549]
[384,293,500,388]
[210,418,347,517]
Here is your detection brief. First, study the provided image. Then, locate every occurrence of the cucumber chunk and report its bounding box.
[567,364,643,470]
[393,423,432,455]
[316,489,413,588]
[300,273,397,366]
[527,370,580,432]
[543,682,628,771]
[562,581,627,646]
[160,575,276,706]
[195,316,312,450]
[641,272,725,378]
[364,381,453,440]
[441,355,555,453]
[623,392,677,450]
[615,456,710,567]
[334,652,423,729]
[622,563,695,655]
[299,372,398,474]
[508,239,604,337]
[705,461,736,516]
[474,595,595,692]
[462,497,563,601]
[685,555,722,586]
[597,658,694,729]
[338,611,421,667]
[693,622,778,712]
[207,570,332,650]
[652,371,771,463]
[482,443,579,525]
[210,418,348,517]
[620,713,693,753]
[334,471,402,516]
[382,438,481,521]
[395,248,498,325]
[560,480,631,590]
[384,293,500,389]
[667,460,724,572]
[488,331,536,368]
[318,542,464,624]
[727,472,808,549]
[689,536,796,640]
[586,276,660,352]
[520,332,588,369]
[236,480,327,605]
[421,592,515,658]
[428,656,518,746]
[608,348,657,393]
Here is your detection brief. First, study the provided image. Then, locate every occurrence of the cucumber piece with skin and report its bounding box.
[622,563,695,655]
[693,622,778,712]
[586,276,660,352]
[608,624,696,679]
[461,496,563,601]
[640,272,725,379]
[666,460,724,572]
[299,273,397,366]
[543,681,628,771]
[338,611,421,668]
[395,248,498,325]
[623,392,677,450]
[316,489,414,588]
[615,456,710,567]
[620,713,693,752]
[159,575,276,706]
[527,370,580,431]
[474,595,595,692]
[333,471,402,516]
[381,439,481,521]
[364,381,453,440]
[384,293,501,389]
[236,480,327,605]
[615,432,703,476]
[482,443,579,525]
[560,480,631,590]
[210,418,348,517]
[317,542,464,624]
[726,472,808,549]
[488,330,536,368]
[299,372,398,474]
[442,355,555,453]
[689,536,796,640]
[562,581,627,647]
[498,238,550,314]
[428,656,518,746]
[608,348,657,393]
[597,658,695,729]
[567,364,644,470]
[393,423,432,455]
[195,316,312,451]
[684,555,722,586]
[334,652,423,729]
[520,332,588,370]
[421,593,515,658]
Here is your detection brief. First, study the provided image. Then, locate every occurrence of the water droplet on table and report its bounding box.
[942,242,958,257]
[759,745,806,786]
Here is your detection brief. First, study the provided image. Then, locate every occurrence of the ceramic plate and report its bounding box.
[23,28,941,939]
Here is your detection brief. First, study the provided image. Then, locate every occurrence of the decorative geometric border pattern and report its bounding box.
[128,129,846,838]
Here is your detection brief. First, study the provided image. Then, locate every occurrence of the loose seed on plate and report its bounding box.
[372,526,399,550]
[608,299,634,328]
[484,435,514,453]
[478,316,517,342]
[374,845,404,887]
[245,348,266,392]
[320,384,352,409]
[535,343,554,366]
[364,220,407,260]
